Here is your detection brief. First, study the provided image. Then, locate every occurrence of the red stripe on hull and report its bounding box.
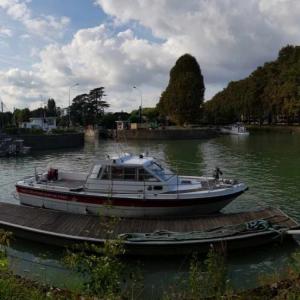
[16,185,243,208]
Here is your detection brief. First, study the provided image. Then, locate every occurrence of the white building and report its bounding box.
[20,117,57,131]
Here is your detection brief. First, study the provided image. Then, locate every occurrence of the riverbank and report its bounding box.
[247,124,300,134]
[2,255,300,299]
[14,133,84,150]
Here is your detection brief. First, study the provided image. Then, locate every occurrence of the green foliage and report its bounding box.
[100,112,130,129]
[30,108,46,119]
[0,112,13,128]
[142,107,159,122]
[13,108,31,125]
[0,229,11,272]
[47,99,56,117]
[64,241,124,299]
[0,272,83,300]
[188,247,229,299]
[129,110,140,123]
[64,215,143,299]
[158,53,205,125]
[287,250,300,279]
[204,45,300,125]
[70,87,109,126]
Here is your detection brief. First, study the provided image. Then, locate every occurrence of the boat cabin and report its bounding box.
[85,153,177,193]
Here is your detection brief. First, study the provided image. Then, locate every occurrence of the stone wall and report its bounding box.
[17,133,84,150]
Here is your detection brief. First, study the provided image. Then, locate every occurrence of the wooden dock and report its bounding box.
[0,203,298,256]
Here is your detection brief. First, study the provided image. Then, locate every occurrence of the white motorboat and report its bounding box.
[16,153,248,217]
[221,123,249,135]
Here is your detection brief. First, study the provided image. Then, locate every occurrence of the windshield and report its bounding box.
[148,162,174,181]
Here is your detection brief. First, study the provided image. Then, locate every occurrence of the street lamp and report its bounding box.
[68,83,79,127]
[133,86,143,123]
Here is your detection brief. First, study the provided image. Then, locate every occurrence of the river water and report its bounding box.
[1,131,300,296]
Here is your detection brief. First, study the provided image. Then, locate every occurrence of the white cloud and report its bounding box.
[0,26,12,37]
[96,0,300,87]
[0,24,175,110]
[2,1,300,111]
[0,0,70,39]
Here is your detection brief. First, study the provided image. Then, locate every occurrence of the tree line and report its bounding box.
[4,46,298,129]
[0,98,58,129]
[203,45,300,125]
[0,87,111,129]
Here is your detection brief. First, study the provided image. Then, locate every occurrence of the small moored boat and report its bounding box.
[0,134,31,157]
[16,153,248,217]
[221,123,249,135]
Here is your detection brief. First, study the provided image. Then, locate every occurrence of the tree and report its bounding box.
[47,99,56,116]
[89,87,109,117]
[142,107,159,122]
[13,108,31,125]
[70,87,109,126]
[0,112,13,128]
[31,107,45,118]
[99,112,130,129]
[70,93,89,126]
[157,54,205,125]
[203,45,300,125]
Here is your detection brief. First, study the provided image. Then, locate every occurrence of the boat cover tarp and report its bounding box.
[119,219,286,242]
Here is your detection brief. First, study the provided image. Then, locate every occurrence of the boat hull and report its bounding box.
[16,185,245,217]
[220,129,249,135]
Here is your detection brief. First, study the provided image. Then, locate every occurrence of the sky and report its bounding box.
[0,0,300,112]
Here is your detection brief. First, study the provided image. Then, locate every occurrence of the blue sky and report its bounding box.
[0,0,300,111]
[32,0,107,37]
[0,0,108,70]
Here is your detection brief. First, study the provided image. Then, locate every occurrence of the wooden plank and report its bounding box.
[0,203,297,242]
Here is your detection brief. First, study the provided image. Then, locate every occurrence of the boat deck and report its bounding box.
[0,203,297,255]
[45,179,85,189]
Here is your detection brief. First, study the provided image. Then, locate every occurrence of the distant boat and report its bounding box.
[221,123,249,135]
[0,134,31,157]
[16,152,248,217]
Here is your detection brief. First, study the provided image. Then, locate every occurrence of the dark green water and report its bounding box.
[1,132,300,296]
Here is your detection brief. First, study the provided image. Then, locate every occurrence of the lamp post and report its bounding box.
[133,86,143,123]
[68,83,79,127]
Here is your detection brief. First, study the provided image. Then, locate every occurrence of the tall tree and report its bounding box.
[157,54,205,125]
[70,93,89,126]
[47,98,56,116]
[70,87,109,126]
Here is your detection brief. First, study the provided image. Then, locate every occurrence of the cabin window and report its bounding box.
[124,167,136,180]
[111,166,124,180]
[101,166,110,180]
[138,168,157,181]
[89,165,102,179]
[97,167,102,178]
[153,185,163,191]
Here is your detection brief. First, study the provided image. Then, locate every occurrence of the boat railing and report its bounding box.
[84,177,223,198]
[29,168,228,197]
